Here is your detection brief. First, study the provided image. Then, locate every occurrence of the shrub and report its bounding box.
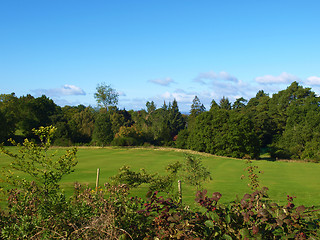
[111,136,138,146]
[0,129,319,239]
[175,129,189,149]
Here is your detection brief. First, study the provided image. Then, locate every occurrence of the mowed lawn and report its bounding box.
[1,147,320,207]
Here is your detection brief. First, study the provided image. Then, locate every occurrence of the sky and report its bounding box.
[1,0,320,112]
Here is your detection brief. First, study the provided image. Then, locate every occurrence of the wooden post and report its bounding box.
[96,168,100,192]
[178,180,182,204]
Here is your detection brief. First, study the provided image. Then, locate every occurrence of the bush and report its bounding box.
[175,129,189,149]
[111,136,139,146]
[0,128,319,239]
[53,136,72,146]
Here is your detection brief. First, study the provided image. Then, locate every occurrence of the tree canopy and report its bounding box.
[94,83,119,109]
[2,81,320,161]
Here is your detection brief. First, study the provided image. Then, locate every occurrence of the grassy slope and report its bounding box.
[1,147,320,207]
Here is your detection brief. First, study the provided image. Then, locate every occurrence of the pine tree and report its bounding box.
[190,96,206,116]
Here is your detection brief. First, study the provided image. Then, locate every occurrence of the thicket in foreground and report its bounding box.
[0,126,78,238]
[0,127,319,239]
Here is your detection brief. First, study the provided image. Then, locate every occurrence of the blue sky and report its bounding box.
[1,0,320,112]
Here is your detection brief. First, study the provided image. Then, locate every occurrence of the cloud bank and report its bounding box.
[255,72,300,84]
[305,76,320,86]
[191,70,254,105]
[124,71,320,112]
[32,84,86,97]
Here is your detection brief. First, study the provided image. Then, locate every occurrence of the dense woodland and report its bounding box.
[1,81,320,161]
[1,83,320,239]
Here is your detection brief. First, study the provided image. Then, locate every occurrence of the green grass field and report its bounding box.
[1,147,320,207]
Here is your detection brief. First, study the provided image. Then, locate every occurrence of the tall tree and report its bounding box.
[162,101,168,111]
[0,93,18,142]
[146,101,156,114]
[269,81,315,137]
[233,97,247,110]
[168,99,185,137]
[270,87,320,160]
[94,83,119,109]
[188,109,260,158]
[245,91,274,148]
[188,96,206,133]
[18,95,58,137]
[92,110,114,146]
[69,106,95,143]
[209,99,219,111]
[149,107,171,143]
[219,96,231,110]
[109,109,133,136]
[190,96,206,117]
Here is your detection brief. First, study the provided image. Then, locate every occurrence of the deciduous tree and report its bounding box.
[94,83,119,109]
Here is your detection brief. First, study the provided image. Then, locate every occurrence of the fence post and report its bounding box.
[178,180,182,204]
[96,168,100,192]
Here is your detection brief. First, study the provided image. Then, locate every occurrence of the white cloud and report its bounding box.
[193,70,254,103]
[152,89,216,112]
[32,84,86,97]
[194,71,238,84]
[160,90,195,104]
[255,72,300,84]
[305,76,320,86]
[59,85,86,95]
[149,77,175,86]
[113,72,320,113]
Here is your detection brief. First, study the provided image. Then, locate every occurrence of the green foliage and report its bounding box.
[3,81,320,162]
[112,125,145,146]
[232,97,247,110]
[17,95,59,138]
[0,93,18,143]
[92,110,114,145]
[68,106,95,143]
[188,96,206,130]
[188,109,260,158]
[245,90,274,148]
[168,99,186,138]
[175,128,189,149]
[1,126,77,194]
[181,154,212,190]
[0,110,12,143]
[219,96,232,110]
[111,154,211,195]
[0,126,78,239]
[111,136,138,146]
[146,100,156,113]
[3,180,317,239]
[270,85,320,160]
[241,159,264,191]
[110,109,134,136]
[139,99,185,145]
[210,98,219,111]
[194,187,320,239]
[190,96,206,116]
[110,165,155,188]
[94,82,119,109]
[0,139,319,239]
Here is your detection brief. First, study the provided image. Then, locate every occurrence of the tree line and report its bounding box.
[1,81,320,160]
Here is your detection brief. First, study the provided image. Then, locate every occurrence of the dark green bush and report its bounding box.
[111,136,139,146]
